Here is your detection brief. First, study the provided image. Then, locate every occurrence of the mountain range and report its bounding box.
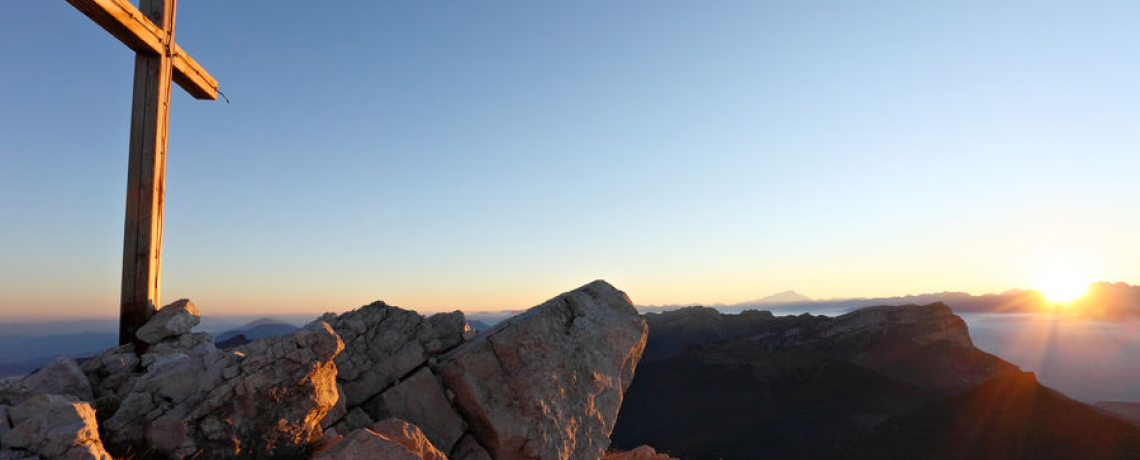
[638,281,1140,319]
[610,303,1140,460]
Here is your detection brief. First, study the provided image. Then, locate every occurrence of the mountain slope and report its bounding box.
[612,303,1139,460]
[867,372,1140,460]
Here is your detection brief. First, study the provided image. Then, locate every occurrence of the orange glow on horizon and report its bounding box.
[1033,267,1091,306]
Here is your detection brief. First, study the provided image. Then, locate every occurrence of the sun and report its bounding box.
[1034,268,1090,304]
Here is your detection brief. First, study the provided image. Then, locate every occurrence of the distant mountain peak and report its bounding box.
[753,290,812,304]
[244,317,290,328]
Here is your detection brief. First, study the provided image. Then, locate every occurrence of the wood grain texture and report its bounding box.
[119,0,176,346]
[173,44,218,100]
[65,0,219,344]
[65,0,217,100]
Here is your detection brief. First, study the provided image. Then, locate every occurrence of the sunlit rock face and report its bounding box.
[3,281,651,460]
[436,280,648,460]
[0,394,112,460]
[82,300,345,460]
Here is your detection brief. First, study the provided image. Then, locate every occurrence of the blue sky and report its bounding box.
[2,1,1139,319]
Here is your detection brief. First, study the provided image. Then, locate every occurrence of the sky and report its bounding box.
[2,0,1140,319]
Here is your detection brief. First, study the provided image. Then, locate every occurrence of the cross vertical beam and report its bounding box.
[64,0,216,345]
[119,0,177,346]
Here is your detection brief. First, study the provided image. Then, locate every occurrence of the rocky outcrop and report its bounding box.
[2,281,652,460]
[79,301,344,460]
[317,304,469,409]
[313,302,471,454]
[0,394,111,460]
[437,280,647,460]
[314,280,648,460]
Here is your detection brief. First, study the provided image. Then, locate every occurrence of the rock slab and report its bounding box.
[436,280,648,460]
[136,299,201,344]
[314,418,449,460]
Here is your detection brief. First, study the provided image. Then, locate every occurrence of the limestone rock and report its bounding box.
[0,394,111,460]
[424,312,472,355]
[145,332,217,360]
[100,322,344,459]
[435,280,648,460]
[81,343,137,378]
[319,302,469,408]
[136,299,201,344]
[371,367,466,453]
[314,419,448,460]
[371,418,449,460]
[0,357,93,407]
[21,357,93,403]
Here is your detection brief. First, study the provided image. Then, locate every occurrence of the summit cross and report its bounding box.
[64,0,219,345]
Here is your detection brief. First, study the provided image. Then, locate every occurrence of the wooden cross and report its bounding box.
[65,0,218,345]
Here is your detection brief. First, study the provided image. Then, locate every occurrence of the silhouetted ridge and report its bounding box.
[611,303,1126,460]
[867,371,1140,460]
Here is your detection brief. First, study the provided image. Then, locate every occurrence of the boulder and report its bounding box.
[435,280,648,460]
[100,322,344,459]
[314,419,448,460]
[0,394,111,460]
[136,299,201,344]
[21,357,93,403]
[372,418,450,460]
[369,367,466,453]
[0,357,92,407]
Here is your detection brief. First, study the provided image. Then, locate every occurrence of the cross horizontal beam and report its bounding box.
[65,0,218,100]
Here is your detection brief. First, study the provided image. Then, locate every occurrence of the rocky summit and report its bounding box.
[0,280,648,460]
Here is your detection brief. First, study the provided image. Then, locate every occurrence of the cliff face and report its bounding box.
[613,303,1140,460]
[0,280,649,460]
